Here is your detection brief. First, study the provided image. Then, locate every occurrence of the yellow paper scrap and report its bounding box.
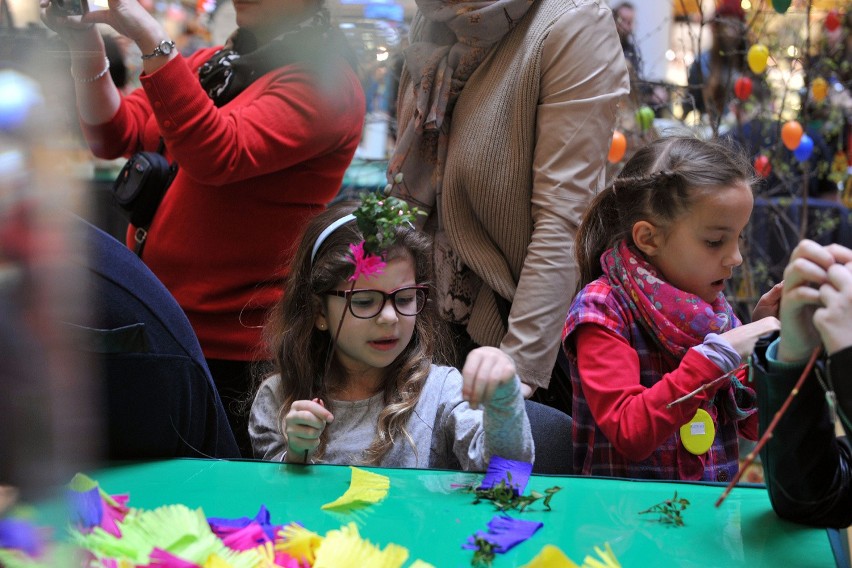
[522,544,580,568]
[277,523,323,564]
[582,543,621,568]
[321,467,390,510]
[409,560,437,568]
[313,522,408,568]
[523,543,621,568]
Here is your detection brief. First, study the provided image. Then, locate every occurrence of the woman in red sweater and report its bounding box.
[41,0,365,456]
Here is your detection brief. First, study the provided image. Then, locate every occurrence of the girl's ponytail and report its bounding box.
[576,186,620,291]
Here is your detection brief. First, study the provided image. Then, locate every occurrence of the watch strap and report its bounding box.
[141,40,176,60]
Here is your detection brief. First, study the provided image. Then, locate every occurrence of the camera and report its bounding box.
[50,0,88,16]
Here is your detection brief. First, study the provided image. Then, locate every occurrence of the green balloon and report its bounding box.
[635,106,654,131]
[772,0,791,14]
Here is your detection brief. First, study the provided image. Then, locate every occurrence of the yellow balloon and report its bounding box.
[812,77,829,102]
[747,44,770,74]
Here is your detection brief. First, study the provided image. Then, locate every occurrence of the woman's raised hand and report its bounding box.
[283,398,334,463]
[461,346,518,410]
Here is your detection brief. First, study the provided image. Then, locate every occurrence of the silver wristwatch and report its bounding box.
[141,40,176,60]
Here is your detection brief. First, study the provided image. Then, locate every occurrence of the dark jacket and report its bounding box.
[756,343,852,528]
[69,219,240,460]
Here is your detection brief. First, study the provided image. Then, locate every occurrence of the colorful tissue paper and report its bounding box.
[320,467,390,511]
[522,544,578,568]
[208,505,281,544]
[463,516,543,554]
[0,517,44,557]
[522,543,622,568]
[67,473,130,537]
[478,456,533,495]
[312,522,408,568]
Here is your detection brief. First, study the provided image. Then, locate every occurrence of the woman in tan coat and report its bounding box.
[389,0,630,410]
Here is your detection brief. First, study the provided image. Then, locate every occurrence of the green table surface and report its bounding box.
[62,458,837,567]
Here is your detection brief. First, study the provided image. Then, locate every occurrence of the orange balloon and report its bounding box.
[608,130,627,163]
[781,120,804,151]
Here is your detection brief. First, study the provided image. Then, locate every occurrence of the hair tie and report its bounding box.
[310,214,356,264]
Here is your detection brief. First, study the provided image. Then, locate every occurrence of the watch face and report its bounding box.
[160,41,173,55]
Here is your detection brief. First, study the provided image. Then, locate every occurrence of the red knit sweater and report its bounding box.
[82,49,365,360]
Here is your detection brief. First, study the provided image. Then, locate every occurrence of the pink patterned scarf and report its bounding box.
[602,240,755,421]
[602,240,736,357]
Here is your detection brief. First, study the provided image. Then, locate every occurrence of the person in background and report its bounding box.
[684,0,749,123]
[388,0,630,413]
[249,203,533,469]
[41,0,365,457]
[613,2,641,78]
[755,239,852,528]
[564,136,780,481]
[613,0,669,118]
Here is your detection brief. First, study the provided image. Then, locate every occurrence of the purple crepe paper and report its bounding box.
[462,516,543,554]
[66,486,103,530]
[207,505,281,542]
[0,518,44,557]
[478,456,533,495]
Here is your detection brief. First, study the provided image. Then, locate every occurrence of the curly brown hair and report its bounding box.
[258,201,453,464]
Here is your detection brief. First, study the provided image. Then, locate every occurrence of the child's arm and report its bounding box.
[576,324,740,461]
[248,377,288,461]
[462,347,534,464]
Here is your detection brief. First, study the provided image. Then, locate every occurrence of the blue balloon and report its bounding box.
[793,133,814,161]
[0,70,41,132]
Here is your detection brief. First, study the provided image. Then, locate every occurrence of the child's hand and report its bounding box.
[718,317,780,360]
[813,260,852,356]
[776,240,849,362]
[752,282,783,321]
[283,398,333,463]
[461,346,517,410]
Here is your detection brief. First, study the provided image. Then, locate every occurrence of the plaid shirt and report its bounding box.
[563,277,742,482]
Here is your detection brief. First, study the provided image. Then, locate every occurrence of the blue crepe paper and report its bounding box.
[478,456,533,495]
[66,486,103,529]
[462,515,543,554]
[0,518,43,557]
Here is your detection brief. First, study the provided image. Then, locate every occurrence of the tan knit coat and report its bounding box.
[398,0,630,388]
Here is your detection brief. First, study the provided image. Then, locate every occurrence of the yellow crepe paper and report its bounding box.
[277,523,323,565]
[523,543,621,568]
[522,544,579,568]
[313,523,408,568]
[321,467,390,511]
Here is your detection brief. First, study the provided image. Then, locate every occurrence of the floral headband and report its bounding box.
[310,192,423,281]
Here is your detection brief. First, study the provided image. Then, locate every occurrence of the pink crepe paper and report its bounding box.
[346,241,385,282]
[140,548,199,567]
[221,522,270,551]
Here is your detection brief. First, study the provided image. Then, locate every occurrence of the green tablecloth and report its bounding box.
[67,458,838,567]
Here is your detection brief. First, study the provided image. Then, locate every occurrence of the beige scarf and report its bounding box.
[388,0,534,324]
[388,0,534,216]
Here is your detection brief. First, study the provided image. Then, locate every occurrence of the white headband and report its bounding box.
[310,214,356,264]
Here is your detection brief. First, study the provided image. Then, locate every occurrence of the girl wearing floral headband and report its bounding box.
[563,137,780,481]
[249,199,532,469]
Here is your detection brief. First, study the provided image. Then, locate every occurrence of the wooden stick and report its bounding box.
[715,347,822,507]
[666,369,741,408]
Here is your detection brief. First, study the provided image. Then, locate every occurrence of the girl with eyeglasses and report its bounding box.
[249,203,533,468]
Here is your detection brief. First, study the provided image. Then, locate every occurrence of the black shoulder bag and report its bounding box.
[112,138,178,256]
